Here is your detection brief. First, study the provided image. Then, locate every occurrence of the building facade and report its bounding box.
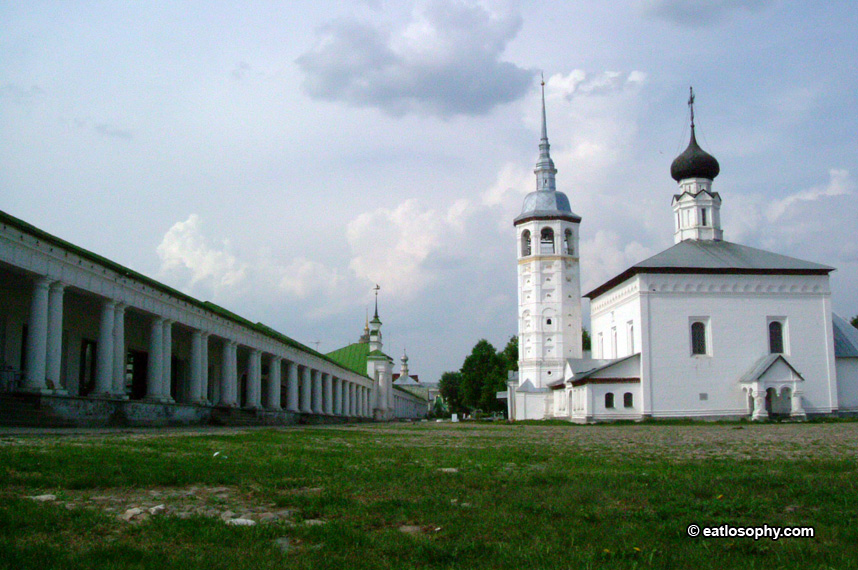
[505,89,858,422]
[0,210,421,426]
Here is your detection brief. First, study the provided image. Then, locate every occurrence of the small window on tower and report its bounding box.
[540,228,555,254]
[521,230,532,257]
[701,208,708,226]
[546,318,552,326]
[564,229,574,255]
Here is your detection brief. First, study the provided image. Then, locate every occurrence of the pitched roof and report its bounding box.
[586,239,834,299]
[326,342,370,375]
[833,313,858,358]
[738,354,805,384]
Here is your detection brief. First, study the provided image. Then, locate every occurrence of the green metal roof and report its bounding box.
[0,209,369,379]
[326,342,370,375]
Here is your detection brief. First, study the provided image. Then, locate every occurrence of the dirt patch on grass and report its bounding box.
[28,485,296,525]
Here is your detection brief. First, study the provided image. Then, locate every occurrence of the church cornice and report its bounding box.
[513,212,582,226]
[586,266,832,300]
[672,189,721,203]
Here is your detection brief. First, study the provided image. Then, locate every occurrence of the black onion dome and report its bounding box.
[670,129,720,182]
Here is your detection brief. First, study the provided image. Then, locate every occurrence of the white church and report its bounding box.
[504,87,858,422]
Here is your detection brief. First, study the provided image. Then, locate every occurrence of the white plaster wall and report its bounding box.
[637,273,835,417]
[837,358,858,411]
[590,280,642,360]
[587,383,642,420]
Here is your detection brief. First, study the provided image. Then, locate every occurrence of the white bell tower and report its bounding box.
[513,79,582,418]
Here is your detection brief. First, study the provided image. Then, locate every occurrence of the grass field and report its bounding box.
[1,421,858,569]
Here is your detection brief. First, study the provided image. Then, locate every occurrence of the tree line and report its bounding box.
[438,337,517,416]
[438,330,593,416]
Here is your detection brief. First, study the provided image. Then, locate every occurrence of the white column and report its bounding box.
[267,356,282,410]
[333,377,342,415]
[146,317,164,400]
[200,333,210,403]
[45,281,66,392]
[349,383,356,417]
[229,341,239,405]
[286,361,299,412]
[300,366,312,413]
[311,369,322,414]
[23,277,51,392]
[161,319,173,402]
[246,349,261,409]
[752,389,768,421]
[219,339,234,406]
[190,330,203,404]
[323,373,333,415]
[111,303,126,397]
[362,387,368,417]
[93,300,116,396]
[343,382,351,417]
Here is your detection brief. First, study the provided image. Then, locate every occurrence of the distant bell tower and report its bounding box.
[671,87,723,243]
[514,77,583,396]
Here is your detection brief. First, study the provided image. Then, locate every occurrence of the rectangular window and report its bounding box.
[701,208,707,226]
[610,327,617,359]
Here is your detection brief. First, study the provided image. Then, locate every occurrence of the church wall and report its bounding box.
[837,358,858,412]
[639,273,835,417]
[586,383,642,420]
[590,278,642,360]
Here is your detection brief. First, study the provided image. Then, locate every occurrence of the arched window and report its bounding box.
[691,321,707,355]
[521,230,531,257]
[540,228,555,254]
[564,229,574,255]
[624,392,633,408]
[769,321,784,354]
[605,393,614,409]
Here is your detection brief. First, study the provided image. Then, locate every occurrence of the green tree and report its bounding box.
[582,328,591,351]
[851,315,858,329]
[500,335,518,372]
[439,371,465,415]
[461,339,506,413]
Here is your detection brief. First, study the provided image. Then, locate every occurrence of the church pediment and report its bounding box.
[739,354,805,386]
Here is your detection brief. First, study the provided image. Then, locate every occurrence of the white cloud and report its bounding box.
[766,169,852,222]
[296,0,532,116]
[346,199,459,298]
[157,214,248,299]
[547,70,647,99]
[580,230,655,294]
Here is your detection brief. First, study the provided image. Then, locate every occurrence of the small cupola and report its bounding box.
[671,88,723,243]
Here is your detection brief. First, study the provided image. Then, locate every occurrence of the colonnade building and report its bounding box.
[0,210,426,426]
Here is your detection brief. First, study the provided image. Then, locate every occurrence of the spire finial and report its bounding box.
[688,86,695,131]
[540,72,547,142]
[373,284,380,319]
[534,72,557,191]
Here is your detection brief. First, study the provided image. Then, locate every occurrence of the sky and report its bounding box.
[2,0,857,383]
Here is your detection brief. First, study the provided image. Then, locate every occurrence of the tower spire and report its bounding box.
[540,73,548,142]
[688,86,695,132]
[534,73,557,192]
